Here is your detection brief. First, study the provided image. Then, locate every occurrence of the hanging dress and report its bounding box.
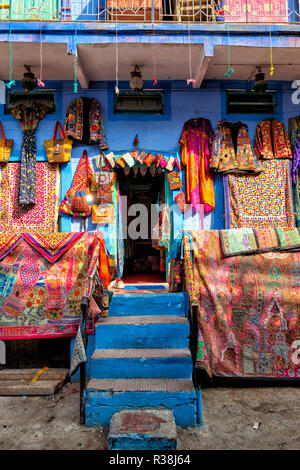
[11,103,49,206]
[179,118,215,214]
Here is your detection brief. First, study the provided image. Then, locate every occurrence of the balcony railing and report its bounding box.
[0,0,298,23]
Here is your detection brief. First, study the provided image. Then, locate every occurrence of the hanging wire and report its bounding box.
[225,23,234,78]
[152,25,157,86]
[6,20,15,88]
[186,21,195,85]
[268,0,275,76]
[37,18,45,87]
[73,20,78,93]
[114,1,119,95]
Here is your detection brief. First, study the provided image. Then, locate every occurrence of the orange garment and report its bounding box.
[179,118,215,214]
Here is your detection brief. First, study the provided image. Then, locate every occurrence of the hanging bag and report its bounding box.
[167,170,183,190]
[92,204,114,224]
[60,150,95,218]
[44,120,72,163]
[0,121,13,162]
[152,206,170,250]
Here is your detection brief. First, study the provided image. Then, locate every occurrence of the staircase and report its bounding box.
[84,289,197,428]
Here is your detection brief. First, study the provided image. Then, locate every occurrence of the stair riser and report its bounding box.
[85,390,197,427]
[91,357,193,379]
[109,293,188,317]
[96,324,190,349]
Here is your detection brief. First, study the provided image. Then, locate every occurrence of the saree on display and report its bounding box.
[0,233,101,340]
[183,231,300,378]
[0,162,60,233]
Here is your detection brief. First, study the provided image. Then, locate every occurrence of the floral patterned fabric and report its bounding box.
[184,230,300,378]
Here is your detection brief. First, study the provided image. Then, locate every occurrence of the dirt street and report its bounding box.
[0,382,299,450]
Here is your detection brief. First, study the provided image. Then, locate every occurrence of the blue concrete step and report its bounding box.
[85,378,197,428]
[95,316,190,349]
[109,293,189,317]
[91,348,193,379]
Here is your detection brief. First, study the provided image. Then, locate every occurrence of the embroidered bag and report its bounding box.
[138,150,147,162]
[44,120,72,163]
[155,153,168,168]
[167,171,183,190]
[165,156,175,171]
[92,204,114,224]
[122,152,136,167]
[97,184,113,204]
[116,156,126,168]
[144,152,156,167]
[0,121,13,162]
[60,150,95,217]
[104,152,116,168]
[152,206,170,250]
[174,191,187,212]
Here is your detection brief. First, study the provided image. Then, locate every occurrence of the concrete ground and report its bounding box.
[0,381,299,450]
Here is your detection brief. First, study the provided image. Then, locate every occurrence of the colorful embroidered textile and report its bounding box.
[0,233,23,261]
[254,118,292,160]
[0,162,60,233]
[179,118,215,214]
[11,103,49,206]
[21,233,85,263]
[211,120,263,175]
[293,182,300,227]
[64,97,108,149]
[0,234,100,340]
[60,151,95,217]
[220,228,300,257]
[224,160,295,228]
[184,230,300,378]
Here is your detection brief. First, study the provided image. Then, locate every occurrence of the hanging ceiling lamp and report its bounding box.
[129,65,143,91]
[254,66,268,94]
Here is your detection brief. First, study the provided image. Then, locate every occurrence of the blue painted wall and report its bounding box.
[1,79,300,237]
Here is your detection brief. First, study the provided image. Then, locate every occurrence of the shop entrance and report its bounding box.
[118,167,167,284]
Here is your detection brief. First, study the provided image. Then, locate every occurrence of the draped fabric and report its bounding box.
[183,230,300,378]
[179,118,215,214]
[0,233,101,340]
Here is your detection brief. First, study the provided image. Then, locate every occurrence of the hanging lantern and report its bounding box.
[21,65,36,92]
[254,67,268,94]
[140,167,147,177]
[133,167,139,177]
[129,65,143,91]
[150,167,156,177]
[124,167,131,177]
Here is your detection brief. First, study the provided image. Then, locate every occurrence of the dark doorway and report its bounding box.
[118,167,166,284]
